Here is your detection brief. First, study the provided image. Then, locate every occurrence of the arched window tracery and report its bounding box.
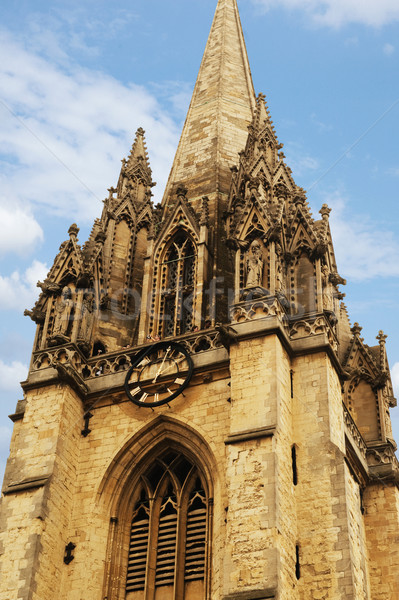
[159,232,197,338]
[125,452,208,600]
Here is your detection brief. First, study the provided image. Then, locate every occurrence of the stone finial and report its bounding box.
[275,183,288,199]
[294,194,305,208]
[95,231,107,245]
[320,204,332,220]
[377,330,388,345]
[68,223,79,239]
[249,177,260,193]
[351,323,362,337]
[176,184,188,200]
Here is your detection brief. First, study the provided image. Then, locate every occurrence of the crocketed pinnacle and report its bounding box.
[162,0,256,205]
[124,127,152,184]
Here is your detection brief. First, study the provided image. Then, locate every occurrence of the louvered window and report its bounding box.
[126,493,150,593]
[185,485,207,582]
[156,491,178,587]
[125,453,208,599]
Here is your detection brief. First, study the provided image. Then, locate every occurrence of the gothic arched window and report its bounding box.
[159,233,196,338]
[125,451,208,600]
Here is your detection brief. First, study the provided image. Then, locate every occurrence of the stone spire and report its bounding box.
[162,0,256,206]
[116,127,153,199]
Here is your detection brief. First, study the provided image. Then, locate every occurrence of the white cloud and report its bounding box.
[0,27,181,224]
[0,360,28,391]
[284,142,319,175]
[0,260,48,311]
[0,202,43,257]
[310,113,333,133]
[391,363,399,397]
[252,0,399,27]
[318,193,399,280]
[383,43,395,55]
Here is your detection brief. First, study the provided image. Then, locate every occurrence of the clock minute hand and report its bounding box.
[152,346,172,383]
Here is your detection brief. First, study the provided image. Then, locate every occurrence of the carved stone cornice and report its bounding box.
[289,313,338,354]
[366,442,399,485]
[54,362,89,398]
[230,295,288,325]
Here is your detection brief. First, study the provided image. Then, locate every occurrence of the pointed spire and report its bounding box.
[115,127,154,203]
[125,127,152,183]
[162,0,256,205]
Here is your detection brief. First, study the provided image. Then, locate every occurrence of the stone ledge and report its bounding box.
[8,399,27,423]
[225,425,276,445]
[3,475,50,495]
[223,589,276,600]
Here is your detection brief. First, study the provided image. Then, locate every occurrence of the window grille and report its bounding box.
[159,233,197,338]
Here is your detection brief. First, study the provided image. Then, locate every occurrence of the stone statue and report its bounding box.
[80,291,95,340]
[245,240,263,288]
[322,264,333,311]
[53,286,74,338]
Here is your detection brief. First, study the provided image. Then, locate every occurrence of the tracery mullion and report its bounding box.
[175,256,184,336]
[174,467,196,600]
[145,476,168,600]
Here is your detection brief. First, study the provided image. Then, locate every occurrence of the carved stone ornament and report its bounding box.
[24,307,46,324]
[245,240,264,288]
[50,286,74,342]
[37,279,61,295]
[79,291,95,341]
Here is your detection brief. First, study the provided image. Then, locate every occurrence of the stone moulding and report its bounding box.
[225,425,276,445]
[3,475,50,495]
[222,590,276,600]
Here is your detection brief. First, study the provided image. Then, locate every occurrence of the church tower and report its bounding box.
[1,1,399,599]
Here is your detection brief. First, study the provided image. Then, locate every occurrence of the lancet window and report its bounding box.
[159,233,196,338]
[125,451,208,600]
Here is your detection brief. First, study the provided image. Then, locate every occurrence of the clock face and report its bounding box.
[124,341,194,407]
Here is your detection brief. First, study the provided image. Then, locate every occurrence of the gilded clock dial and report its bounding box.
[124,341,193,407]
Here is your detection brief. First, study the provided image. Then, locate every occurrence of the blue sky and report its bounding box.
[1,0,399,482]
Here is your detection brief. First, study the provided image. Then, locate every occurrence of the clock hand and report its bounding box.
[152,346,172,383]
[158,355,186,375]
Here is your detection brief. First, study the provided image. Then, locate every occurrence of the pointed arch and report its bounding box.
[99,417,216,600]
[150,228,199,338]
[347,377,380,442]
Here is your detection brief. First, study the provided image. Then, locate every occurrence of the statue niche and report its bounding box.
[49,285,75,345]
[243,239,268,298]
[79,291,95,341]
